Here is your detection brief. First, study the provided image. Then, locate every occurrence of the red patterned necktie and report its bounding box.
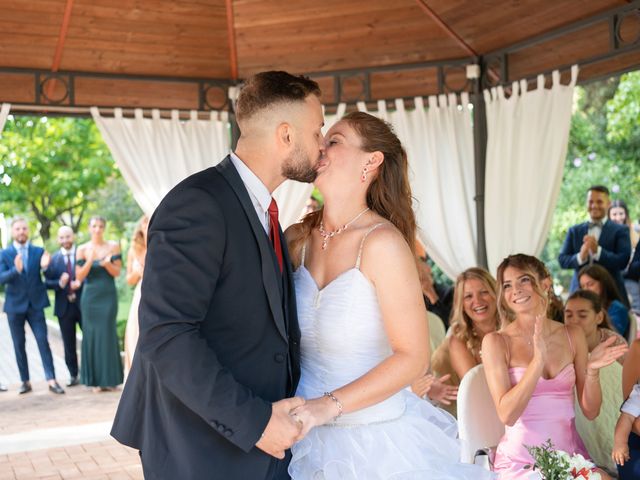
[268,198,283,273]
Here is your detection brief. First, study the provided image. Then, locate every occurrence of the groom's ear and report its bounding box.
[276,122,293,148]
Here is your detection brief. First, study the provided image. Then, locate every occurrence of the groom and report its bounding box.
[111,71,325,479]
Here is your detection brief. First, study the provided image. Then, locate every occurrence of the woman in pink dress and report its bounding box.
[483,254,626,479]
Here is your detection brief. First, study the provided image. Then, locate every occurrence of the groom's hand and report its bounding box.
[255,396,305,459]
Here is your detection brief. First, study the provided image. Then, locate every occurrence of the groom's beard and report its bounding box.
[282,143,318,184]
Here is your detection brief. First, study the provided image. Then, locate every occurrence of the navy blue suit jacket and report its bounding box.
[44,250,82,318]
[0,244,50,314]
[558,220,631,301]
[111,158,301,479]
[627,246,640,282]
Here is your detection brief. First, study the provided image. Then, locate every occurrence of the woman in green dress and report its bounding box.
[76,216,123,391]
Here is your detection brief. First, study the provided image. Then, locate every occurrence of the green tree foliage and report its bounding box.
[0,116,114,241]
[542,73,640,292]
[607,71,640,148]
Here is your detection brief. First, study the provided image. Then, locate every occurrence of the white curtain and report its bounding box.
[273,103,347,229]
[484,66,578,275]
[0,103,10,135]
[91,107,230,216]
[356,97,478,280]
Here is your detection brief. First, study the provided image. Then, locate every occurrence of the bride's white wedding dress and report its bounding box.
[289,225,494,479]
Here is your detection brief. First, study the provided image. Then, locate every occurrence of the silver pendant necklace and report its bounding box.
[318,207,370,250]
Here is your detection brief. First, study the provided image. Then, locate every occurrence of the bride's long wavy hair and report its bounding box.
[291,111,416,256]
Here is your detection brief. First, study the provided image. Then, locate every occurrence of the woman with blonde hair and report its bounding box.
[483,254,626,478]
[123,215,149,376]
[430,267,500,413]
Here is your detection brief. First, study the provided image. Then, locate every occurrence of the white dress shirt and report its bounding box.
[230,152,272,234]
[576,218,606,265]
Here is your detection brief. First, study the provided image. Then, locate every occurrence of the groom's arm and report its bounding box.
[135,183,272,453]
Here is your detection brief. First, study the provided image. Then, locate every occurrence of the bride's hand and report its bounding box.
[289,395,341,439]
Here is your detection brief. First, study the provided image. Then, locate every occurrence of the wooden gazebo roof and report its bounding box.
[1,0,639,113]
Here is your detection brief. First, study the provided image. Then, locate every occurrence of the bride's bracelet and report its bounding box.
[323,391,344,420]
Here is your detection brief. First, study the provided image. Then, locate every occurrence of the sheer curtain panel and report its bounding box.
[0,103,10,135]
[484,66,578,274]
[91,108,230,216]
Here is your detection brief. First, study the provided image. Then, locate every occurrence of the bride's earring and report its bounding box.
[361,167,368,182]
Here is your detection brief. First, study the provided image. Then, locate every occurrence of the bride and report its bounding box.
[285,111,493,479]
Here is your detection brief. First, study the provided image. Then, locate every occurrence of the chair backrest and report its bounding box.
[457,364,505,463]
[575,361,622,473]
[428,312,446,353]
[628,312,638,343]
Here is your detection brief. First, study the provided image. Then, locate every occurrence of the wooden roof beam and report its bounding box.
[225,0,239,80]
[45,0,74,101]
[414,0,478,57]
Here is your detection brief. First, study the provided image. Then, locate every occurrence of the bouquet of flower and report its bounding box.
[525,439,601,480]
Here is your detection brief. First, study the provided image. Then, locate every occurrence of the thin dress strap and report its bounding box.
[499,333,511,366]
[300,241,307,268]
[355,223,387,270]
[564,325,575,357]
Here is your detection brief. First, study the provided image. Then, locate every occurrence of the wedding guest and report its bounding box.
[579,264,630,337]
[417,256,453,327]
[76,216,123,391]
[0,217,64,394]
[430,267,500,414]
[558,185,631,303]
[483,254,626,479]
[564,290,627,363]
[609,200,640,312]
[565,289,626,473]
[616,339,640,479]
[123,215,149,376]
[45,226,83,386]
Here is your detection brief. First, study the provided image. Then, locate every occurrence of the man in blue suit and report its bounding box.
[558,185,631,304]
[45,226,82,387]
[0,218,64,394]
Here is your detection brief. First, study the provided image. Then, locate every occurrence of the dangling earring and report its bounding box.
[361,167,368,183]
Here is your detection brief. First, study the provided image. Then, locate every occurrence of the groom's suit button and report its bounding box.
[224,429,233,437]
[274,353,285,363]
[217,424,225,432]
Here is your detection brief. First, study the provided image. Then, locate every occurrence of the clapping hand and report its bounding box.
[14,253,23,273]
[256,397,305,459]
[40,251,51,270]
[425,374,458,405]
[59,272,70,288]
[587,335,628,372]
[70,279,81,291]
[532,315,547,365]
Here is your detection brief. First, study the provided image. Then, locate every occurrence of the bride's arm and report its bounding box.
[292,227,429,432]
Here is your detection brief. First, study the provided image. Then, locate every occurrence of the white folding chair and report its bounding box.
[428,311,446,353]
[457,364,504,465]
[627,311,638,343]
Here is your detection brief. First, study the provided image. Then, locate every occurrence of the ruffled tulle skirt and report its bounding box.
[289,390,495,479]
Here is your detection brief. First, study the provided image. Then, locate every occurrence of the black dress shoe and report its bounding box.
[18,382,32,394]
[0,383,7,392]
[48,382,65,394]
[67,376,80,387]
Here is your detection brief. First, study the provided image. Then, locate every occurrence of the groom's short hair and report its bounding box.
[235,71,321,123]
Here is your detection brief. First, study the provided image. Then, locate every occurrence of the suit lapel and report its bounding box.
[218,156,288,342]
[598,221,612,246]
